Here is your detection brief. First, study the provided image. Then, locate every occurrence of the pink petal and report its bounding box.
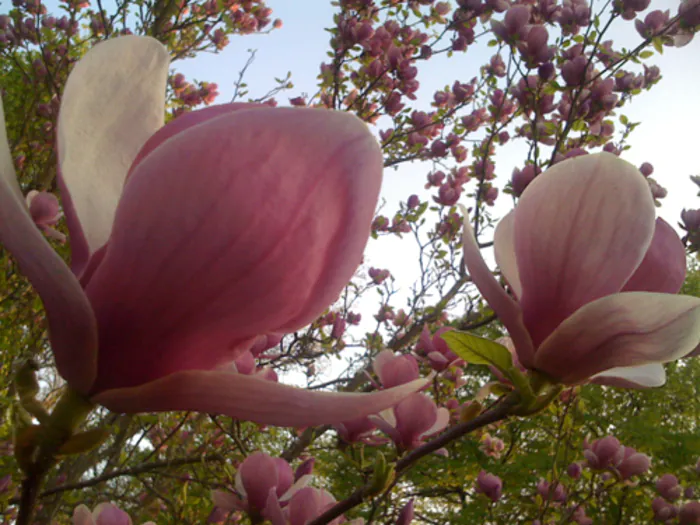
[85,108,383,391]
[622,218,686,294]
[92,370,427,427]
[394,393,438,447]
[72,505,96,525]
[372,350,395,381]
[534,292,700,384]
[211,490,245,512]
[372,351,419,388]
[369,414,402,443]
[461,210,535,367]
[280,474,313,503]
[127,103,263,180]
[238,452,279,511]
[421,407,450,438]
[273,458,294,497]
[94,503,132,525]
[514,153,656,346]
[591,363,666,389]
[263,490,287,525]
[57,36,169,274]
[493,211,522,298]
[288,488,336,525]
[0,98,98,394]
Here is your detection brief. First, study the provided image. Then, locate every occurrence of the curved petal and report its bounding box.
[263,490,286,525]
[422,407,450,438]
[57,36,170,273]
[461,209,535,367]
[534,292,700,384]
[493,211,522,298]
[212,490,245,512]
[514,153,656,346]
[590,363,666,389]
[72,504,96,525]
[0,97,97,393]
[368,414,401,443]
[239,452,278,511]
[622,218,686,294]
[85,108,383,391]
[127,103,263,181]
[92,371,428,427]
[372,350,395,381]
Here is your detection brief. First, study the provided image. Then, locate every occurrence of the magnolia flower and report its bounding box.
[370,392,449,449]
[73,503,153,525]
[463,153,700,388]
[214,453,362,525]
[212,452,310,517]
[0,36,424,426]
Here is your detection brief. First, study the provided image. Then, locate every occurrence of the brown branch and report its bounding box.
[307,394,519,525]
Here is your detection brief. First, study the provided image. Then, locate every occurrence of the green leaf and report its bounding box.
[441,331,514,372]
[442,331,534,400]
[639,50,654,59]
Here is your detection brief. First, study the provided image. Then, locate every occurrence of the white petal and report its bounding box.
[493,211,522,298]
[58,36,169,257]
[591,363,666,389]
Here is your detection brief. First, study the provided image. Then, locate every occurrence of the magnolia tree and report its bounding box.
[1,0,700,523]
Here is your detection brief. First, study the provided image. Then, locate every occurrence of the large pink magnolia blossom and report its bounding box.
[0,36,425,426]
[462,153,700,388]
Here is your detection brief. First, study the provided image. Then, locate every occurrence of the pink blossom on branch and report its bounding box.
[462,153,700,389]
[73,503,154,525]
[0,36,426,427]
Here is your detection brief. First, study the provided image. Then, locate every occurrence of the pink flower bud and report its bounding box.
[652,497,679,521]
[680,502,700,525]
[368,267,391,285]
[537,479,567,502]
[585,436,624,470]
[657,474,682,502]
[567,462,582,479]
[407,195,420,210]
[511,164,540,196]
[639,162,654,177]
[616,447,651,480]
[396,499,414,525]
[331,316,346,339]
[476,471,502,502]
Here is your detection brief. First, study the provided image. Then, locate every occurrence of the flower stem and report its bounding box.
[16,387,94,524]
